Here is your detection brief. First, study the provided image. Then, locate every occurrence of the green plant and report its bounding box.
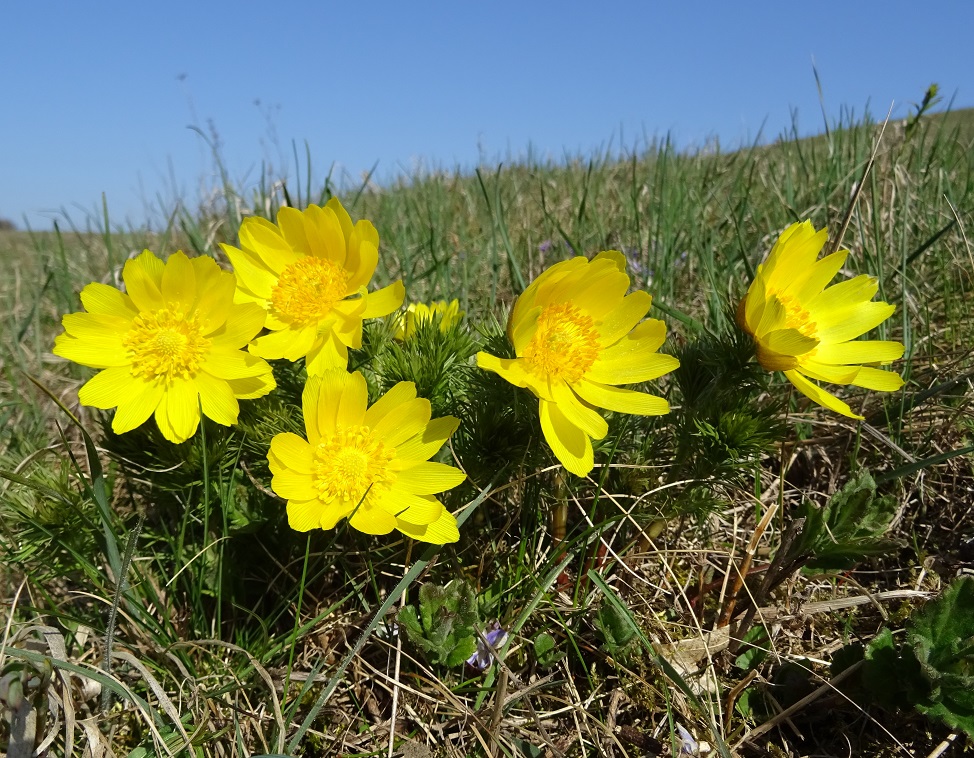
[792,470,899,570]
[397,581,481,667]
[838,577,974,738]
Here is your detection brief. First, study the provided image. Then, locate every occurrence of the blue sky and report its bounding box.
[3,2,972,230]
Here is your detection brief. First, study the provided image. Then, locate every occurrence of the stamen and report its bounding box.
[124,307,210,382]
[312,426,396,505]
[776,292,817,337]
[271,256,350,326]
[522,302,601,383]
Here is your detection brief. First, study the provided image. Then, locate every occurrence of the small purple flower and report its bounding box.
[624,247,643,277]
[466,622,509,671]
[538,239,554,254]
[675,723,698,755]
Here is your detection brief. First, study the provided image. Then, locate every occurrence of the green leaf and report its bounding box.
[862,628,915,710]
[905,577,974,736]
[398,581,481,667]
[734,625,770,671]
[533,631,565,668]
[793,470,899,570]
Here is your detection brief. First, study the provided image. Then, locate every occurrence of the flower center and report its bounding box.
[123,307,210,382]
[775,292,818,338]
[270,256,350,327]
[522,302,601,383]
[312,425,396,506]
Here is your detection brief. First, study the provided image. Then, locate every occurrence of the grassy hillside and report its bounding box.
[1,103,973,757]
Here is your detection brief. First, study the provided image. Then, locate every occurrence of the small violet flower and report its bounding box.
[466,622,509,671]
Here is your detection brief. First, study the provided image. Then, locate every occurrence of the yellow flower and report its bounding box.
[267,370,465,543]
[394,299,464,340]
[53,250,276,443]
[738,220,905,419]
[476,251,679,476]
[221,198,405,375]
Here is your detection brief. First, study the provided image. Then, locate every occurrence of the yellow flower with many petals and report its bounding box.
[394,299,464,340]
[267,370,465,543]
[737,220,904,419]
[53,250,276,443]
[221,198,405,375]
[476,251,679,477]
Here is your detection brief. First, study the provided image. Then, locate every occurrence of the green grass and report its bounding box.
[2,101,974,757]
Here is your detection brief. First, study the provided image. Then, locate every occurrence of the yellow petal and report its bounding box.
[208,303,267,349]
[79,282,138,318]
[269,432,313,474]
[510,306,541,354]
[797,360,861,384]
[58,311,130,347]
[573,379,670,416]
[380,492,443,523]
[155,378,201,443]
[287,499,324,532]
[813,340,904,365]
[754,293,787,336]
[395,416,460,464]
[275,208,312,256]
[785,370,862,420]
[539,398,593,477]
[241,216,302,271]
[476,352,533,389]
[250,325,317,361]
[763,224,828,294]
[161,251,196,314]
[337,370,369,427]
[761,328,820,356]
[852,367,904,392]
[394,462,466,495]
[601,317,666,356]
[122,250,165,313]
[551,381,608,439]
[373,397,432,448]
[305,204,347,264]
[220,243,277,301]
[320,499,356,530]
[362,281,405,319]
[795,250,849,301]
[53,332,129,368]
[592,249,627,272]
[112,379,165,434]
[396,508,459,544]
[349,505,398,535]
[305,331,349,375]
[326,197,354,244]
[742,271,768,335]
[78,367,137,409]
[193,263,236,334]
[816,301,896,344]
[272,469,319,501]
[301,375,324,443]
[564,267,629,320]
[755,343,800,371]
[196,371,239,426]
[588,351,680,385]
[346,231,379,291]
[203,348,275,379]
[810,274,878,314]
[364,381,417,428]
[597,290,653,347]
[311,370,352,442]
[226,373,276,400]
